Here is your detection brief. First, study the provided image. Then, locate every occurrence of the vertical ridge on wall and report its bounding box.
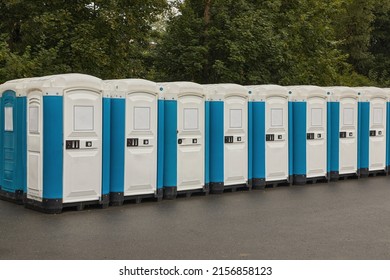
[16,97,27,193]
[248,101,253,182]
[359,102,370,170]
[327,102,332,174]
[288,101,294,177]
[387,102,390,170]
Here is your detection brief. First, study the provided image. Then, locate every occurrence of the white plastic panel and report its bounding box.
[339,98,358,175]
[265,96,288,181]
[369,98,387,171]
[125,92,157,196]
[224,96,248,186]
[178,94,205,191]
[311,108,322,126]
[27,92,43,201]
[74,106,94,131]
[229,109,242,128]
[29,107,39,133]
[343,108,354,126]
[4,107,13,132]
[134,107,150,130]
[63,89,102,203]
[306,97,327,178]
[184,108,199,130]
[271,108,283,127]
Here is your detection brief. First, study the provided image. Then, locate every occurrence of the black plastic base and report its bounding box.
[24,195,63,214]
[0,188,24,204]
[24,193,110,214]
[265,176,293,188]
[110,189,163,206]
[293,175,307,185]
[210,182,224,194]
[252,178,266,190]
[177,184,209,198]
[330,171,339,181]
[387,166,390,176]
[359,168,369,178]
[163,187,177,200]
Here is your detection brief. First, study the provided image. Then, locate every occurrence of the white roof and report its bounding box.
[158,82,204,100]
[354,87,388,101]
[26,73,102,96]
[324,86,359,101]
[203,83,248,100]
[104,79,158,98]
[246,85,289,101]
[287,85,328,100]
[0,77,48,97]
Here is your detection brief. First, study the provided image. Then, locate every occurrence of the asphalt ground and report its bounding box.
[1,175,390,260]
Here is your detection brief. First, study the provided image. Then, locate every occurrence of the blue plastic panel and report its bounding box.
[42,96,63,199]
[102,97,111,196]
[209,101,224,183]
[252,101,265,180]
[330,102,340,173]
[248,101,253,181]
[157,99,165,189]
[292,102,306,176]
[163,100,177,188]
[110,98,125,193]
[205,101,210,185]
[359,102,369,170]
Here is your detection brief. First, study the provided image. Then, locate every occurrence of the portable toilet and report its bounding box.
[356,87,389,176]
[326,87,360,180]
[106,79,162,205]
[0,78,27,203]
[247,85,292,188]
[288,86,330,184]
[204,84,250,193]
[23,74,110,213]
[159,82,208,199]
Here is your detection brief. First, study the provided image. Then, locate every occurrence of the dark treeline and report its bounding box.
[0,0,389,86]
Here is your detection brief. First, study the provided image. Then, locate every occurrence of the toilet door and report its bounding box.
[124,92,157,196]
[1,92,17,192]
[339,97,358,175]
[306,96,327,178]
[26,91,43,200]
[265,96,289,181]
[177,94,205,191]
[369,97,387,171]
[63,89,102,203]
[224,95,248,186]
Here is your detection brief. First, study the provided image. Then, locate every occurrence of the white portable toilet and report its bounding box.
[326,87,360,180]
[356,87,389,176]
[247,85,291,188]
[205,84,249,193]
[289,86,329,184]
[105,79,162,205]
[23,74,110,213]
[159,82,207,199]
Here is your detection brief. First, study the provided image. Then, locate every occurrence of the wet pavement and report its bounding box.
[1,176,390,260]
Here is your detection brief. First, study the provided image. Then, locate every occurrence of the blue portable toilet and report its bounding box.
[105,79,163,205]
[0,79,27,203]
[356,87,389,177]
[288,86,330,184]
[159,82,208,199]
[23,74,110,213]
[247,85,292,188]
[326,87,360,180]
[204,84,250,193]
